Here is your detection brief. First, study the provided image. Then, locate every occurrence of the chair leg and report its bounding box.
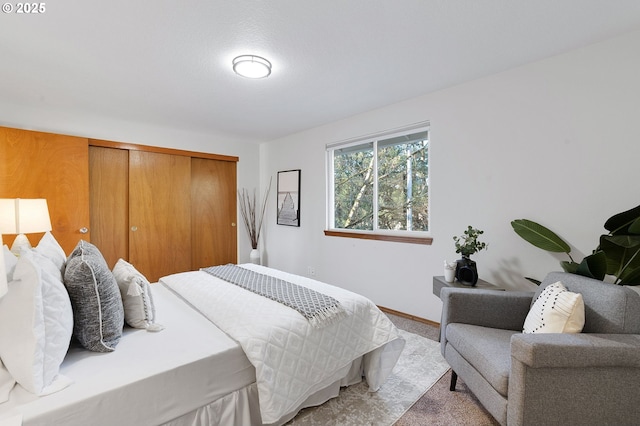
[450,370,458,391]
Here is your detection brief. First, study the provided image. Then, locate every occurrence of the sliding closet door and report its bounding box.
[129,151,192,282]
[0,126,89,254]
[89,146,129,269]
[191,158,237,269]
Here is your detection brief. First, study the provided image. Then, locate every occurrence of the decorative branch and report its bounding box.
[238,178,272,249]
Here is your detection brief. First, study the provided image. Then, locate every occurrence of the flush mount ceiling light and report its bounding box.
[232,55,272,79]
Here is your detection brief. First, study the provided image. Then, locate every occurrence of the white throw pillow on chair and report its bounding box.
[523,281,585,334]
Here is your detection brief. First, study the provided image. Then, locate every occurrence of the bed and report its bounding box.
[0,283,256,426]
[0,237,405,426]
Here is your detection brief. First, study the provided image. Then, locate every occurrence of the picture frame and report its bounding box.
[277,169,301,226]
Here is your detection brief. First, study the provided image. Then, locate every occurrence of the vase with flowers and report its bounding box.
[453,226,487,286]
[238,178,272,264]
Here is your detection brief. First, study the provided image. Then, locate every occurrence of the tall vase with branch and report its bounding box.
[238,178,272,264]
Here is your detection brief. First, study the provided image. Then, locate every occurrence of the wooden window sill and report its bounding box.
[324,230,433,245]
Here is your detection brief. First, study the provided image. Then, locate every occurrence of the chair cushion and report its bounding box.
[445,323,518,396]
[523,281,585,334]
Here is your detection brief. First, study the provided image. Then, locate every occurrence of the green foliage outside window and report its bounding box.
[333,143,374,230]
[332,130,429,232]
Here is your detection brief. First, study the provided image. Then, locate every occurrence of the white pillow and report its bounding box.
[523,281,585,334]
[34,232,67,276]
[112,259,162,331]
[0,359,16,403]
[0,250,73,395]
[2,245,18,298]
[3,245,17,277]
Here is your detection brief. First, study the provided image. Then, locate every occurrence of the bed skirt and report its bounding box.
[164,356,364,426]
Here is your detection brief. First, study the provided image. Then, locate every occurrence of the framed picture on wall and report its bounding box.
[277,169,301,226]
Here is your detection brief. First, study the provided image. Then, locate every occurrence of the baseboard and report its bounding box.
[378,305,440,327]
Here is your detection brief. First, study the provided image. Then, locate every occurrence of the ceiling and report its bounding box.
[2,1,640,143]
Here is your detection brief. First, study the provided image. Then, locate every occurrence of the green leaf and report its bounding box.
[629,217,640,235]
[511,219,571,253]
[618,267,640,285]
[575,252,607,281]
[600,235,640,277]
[561,261,580,274]
[604,204,640,235]
[602,235,640,249]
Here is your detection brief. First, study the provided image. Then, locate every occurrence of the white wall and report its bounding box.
[260,29,640,322]
[3,29,639,322]
[0,103,262,262]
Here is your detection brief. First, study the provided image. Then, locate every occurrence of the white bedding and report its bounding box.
[0,284,255,426]
[160,264,406,425]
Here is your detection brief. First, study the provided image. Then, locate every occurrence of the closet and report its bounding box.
[0,126,237,283]
[89,142,237,282]
[191,157,237,270]
[0,127,90,253]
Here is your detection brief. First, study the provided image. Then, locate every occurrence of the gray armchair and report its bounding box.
[440,272,640,426]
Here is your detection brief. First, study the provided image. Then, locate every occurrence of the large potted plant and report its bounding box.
[238,179,272,264]
[511,204,640,285]
[453,226,488,286]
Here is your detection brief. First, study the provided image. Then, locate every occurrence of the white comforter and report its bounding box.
[160,264,405,424]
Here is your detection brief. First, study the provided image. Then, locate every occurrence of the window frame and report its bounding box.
[325,122,432,245]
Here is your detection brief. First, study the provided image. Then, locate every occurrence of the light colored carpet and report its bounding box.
[286,330,450,426]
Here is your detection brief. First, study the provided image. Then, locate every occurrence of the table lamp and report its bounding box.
[0,198,53,256]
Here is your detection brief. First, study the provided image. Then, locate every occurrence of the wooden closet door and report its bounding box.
[89,146,129,269]
[0,126,89,254]
[191,158,237,269]
[129,151,192,282]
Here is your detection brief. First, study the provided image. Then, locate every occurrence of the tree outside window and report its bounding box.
[329,128,429,234]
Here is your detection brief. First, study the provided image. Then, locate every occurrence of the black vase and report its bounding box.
[456,256,478,286]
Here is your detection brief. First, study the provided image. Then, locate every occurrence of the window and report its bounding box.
[326,123,430,242]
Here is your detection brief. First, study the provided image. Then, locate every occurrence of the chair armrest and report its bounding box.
[508,333,640,426]
[511,333,640,368]
[440,287,534,355]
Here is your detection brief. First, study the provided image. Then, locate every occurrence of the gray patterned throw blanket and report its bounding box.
[201,264,346,328]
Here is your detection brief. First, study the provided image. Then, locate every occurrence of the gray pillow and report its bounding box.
[64,240,124,352]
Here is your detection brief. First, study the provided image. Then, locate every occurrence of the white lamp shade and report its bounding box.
[0,199,52,234]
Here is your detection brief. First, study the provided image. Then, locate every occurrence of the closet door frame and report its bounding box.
[89,140,238,163]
